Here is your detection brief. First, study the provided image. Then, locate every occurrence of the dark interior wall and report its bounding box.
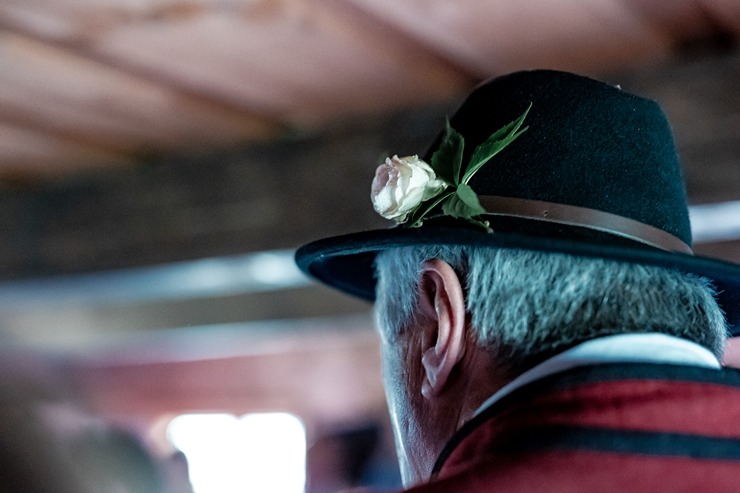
[0,103,451,279]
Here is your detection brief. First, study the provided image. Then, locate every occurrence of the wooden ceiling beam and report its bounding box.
[0,0,470,130]
[0,119,134,180]
[312,0,483,82]
[0,12,287,138]
[342,0,677,76]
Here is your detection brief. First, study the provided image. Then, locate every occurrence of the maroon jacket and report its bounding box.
[403,363,740,492]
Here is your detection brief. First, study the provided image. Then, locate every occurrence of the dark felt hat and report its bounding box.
[295,70,740,335]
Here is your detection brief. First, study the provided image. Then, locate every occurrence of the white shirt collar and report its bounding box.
[474,333,721,417]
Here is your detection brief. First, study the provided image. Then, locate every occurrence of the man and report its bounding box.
[296,70,740,491]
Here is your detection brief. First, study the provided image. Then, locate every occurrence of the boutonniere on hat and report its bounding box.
[371,103,531,232]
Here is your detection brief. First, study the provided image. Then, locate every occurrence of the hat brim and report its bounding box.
[295,216,740,335]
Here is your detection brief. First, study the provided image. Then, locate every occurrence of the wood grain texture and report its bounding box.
[0,0,736,178]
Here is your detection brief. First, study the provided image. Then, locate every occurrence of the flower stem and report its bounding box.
[407,190,455,227]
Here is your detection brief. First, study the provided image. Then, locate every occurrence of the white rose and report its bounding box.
[371,155,447,222]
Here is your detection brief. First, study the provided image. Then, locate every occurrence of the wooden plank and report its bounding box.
[342,0,673,76]
[97,3,470,124]
[0,32,279,156]
[0,0,470,128]
[0,0,734,181]
[0,120,132,178]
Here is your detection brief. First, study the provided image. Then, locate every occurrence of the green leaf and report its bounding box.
[440,187,482,219]
[441,193,469,218]
[430,120,464,185]
[455,183,486,216]
[462,102,531,184]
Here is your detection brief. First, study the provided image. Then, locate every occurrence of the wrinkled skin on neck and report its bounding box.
[380,318,506,486]
[381,333,439,484]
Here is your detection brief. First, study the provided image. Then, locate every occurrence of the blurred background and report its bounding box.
[0,0,737,492]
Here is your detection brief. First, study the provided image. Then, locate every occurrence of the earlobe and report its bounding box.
[418,259,467,399]
[420,347,442,399]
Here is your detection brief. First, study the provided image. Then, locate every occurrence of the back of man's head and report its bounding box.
[375,247,728,373]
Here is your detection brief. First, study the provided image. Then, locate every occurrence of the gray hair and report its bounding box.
[374,246,728,368]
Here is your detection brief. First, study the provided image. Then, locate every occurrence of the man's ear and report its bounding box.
[417,259,467,399]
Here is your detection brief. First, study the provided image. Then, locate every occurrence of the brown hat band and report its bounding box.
[478,195,693,255]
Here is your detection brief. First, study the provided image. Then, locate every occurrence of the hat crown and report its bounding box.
[423,70,692,245]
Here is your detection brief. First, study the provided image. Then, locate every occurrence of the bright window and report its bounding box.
[168,413,306,493]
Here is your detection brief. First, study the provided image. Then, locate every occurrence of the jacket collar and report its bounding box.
[475,333,720,418]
